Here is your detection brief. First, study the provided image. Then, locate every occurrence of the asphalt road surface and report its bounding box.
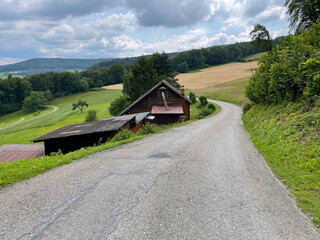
[0,101,319,239]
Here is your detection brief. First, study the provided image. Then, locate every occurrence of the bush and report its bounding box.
[85,109,98,122]
[111,129,135,142]
[109,95,131,116]
[199,96,208,107]
[197,108,213,119]
[207,103,216,111]
[246,23,320,104]
[137,123,160,135]
[189,92,197,104]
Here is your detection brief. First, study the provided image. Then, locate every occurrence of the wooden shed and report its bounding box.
[120,80,192,125]
[32,112,149,155]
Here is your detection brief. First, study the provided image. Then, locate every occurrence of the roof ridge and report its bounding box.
[119,80,191,116]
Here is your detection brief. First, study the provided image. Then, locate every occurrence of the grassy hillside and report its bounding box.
[0,89,122,146]
[193,76,250,106]
[243,103,320,227]
[0,58,111,77]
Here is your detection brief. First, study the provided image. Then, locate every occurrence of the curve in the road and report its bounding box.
[0,105,58,131]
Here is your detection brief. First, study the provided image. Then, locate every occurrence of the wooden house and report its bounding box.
[120,80,192,125]
[32,112,149,155]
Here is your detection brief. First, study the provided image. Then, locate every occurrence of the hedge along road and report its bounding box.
[0,101,319,239]
[0,106,58,131]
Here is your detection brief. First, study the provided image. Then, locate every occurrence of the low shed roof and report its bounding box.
[32,112,150,142]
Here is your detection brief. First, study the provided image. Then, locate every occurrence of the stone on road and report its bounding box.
[0,101,319,239]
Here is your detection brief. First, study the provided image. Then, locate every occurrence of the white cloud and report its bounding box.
[0,0,290,60]
[0,57,25,66]
[112,28,252,57]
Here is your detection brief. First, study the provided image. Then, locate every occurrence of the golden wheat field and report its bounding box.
[102,62,257,91]
[177,62,258,90]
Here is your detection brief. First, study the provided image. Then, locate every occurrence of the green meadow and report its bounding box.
[0,89,122,146]
[194,76,250,106]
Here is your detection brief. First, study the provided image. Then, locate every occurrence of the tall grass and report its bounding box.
[243,103,320,227]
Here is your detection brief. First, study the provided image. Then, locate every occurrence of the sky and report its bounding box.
[0,0,289,66]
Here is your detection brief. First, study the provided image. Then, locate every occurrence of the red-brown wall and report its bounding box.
[128,85,190,124]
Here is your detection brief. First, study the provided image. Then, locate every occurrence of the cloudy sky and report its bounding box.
[0,0,289,65]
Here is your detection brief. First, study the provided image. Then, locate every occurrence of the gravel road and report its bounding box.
[0,101,319,239]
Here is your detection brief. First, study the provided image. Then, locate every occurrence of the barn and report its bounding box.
[32,112,150,155]
[120,80,192,125]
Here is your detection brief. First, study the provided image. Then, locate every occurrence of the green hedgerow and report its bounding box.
[111,129,135,142]
[137,123,161,135]
[207,103,216,111]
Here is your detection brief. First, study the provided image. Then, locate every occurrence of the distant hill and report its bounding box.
[0,58,112,77]
[89,52,179,70]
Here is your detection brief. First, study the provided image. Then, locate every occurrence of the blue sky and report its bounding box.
[0,0,289,65]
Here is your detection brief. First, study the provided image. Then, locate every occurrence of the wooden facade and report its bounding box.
[120,80,192,124]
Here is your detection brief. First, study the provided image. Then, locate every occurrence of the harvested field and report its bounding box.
[177,62,258,90]
[103,84,123,90]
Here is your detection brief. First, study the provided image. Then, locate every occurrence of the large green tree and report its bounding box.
[149,52,180,88]
[123,56,160,101]
[250,24,273,51]
[284,0,320,32]
[246,23,320,104]
[23,91,47,112]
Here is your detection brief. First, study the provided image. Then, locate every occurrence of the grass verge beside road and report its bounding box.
[0,103,220,190]
[243,103,320,228]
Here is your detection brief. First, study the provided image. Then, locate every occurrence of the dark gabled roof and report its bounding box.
[32,112,150,142]
[119,80,192,116]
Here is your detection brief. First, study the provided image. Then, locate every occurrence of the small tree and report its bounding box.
[189,92,197,104]
[199,96,208,107]
[85,109,98,122]
[23,91,47,112]
[72,100,88,113]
